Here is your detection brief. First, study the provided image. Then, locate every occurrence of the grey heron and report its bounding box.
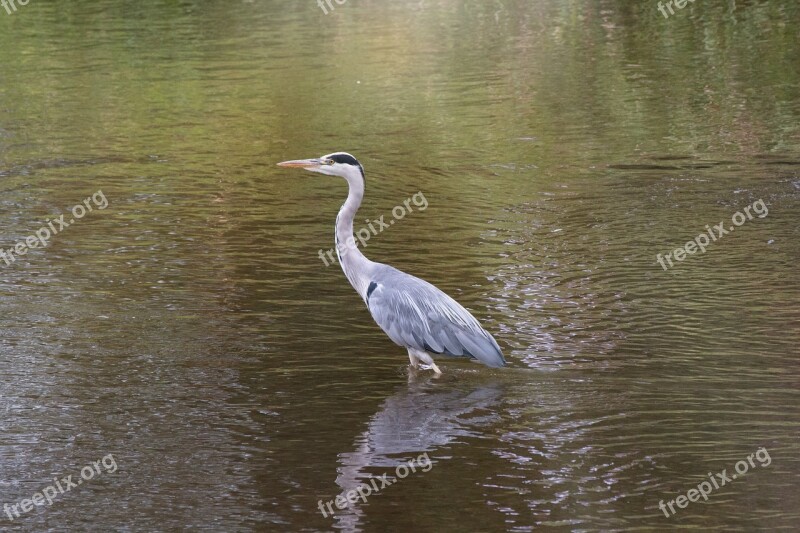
[278,152,506,374]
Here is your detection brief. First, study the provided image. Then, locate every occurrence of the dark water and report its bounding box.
[1,1,799,531]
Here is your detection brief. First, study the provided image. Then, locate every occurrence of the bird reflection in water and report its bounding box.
[329,376,504,530]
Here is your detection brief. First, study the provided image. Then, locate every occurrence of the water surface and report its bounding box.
[1,1,799,531]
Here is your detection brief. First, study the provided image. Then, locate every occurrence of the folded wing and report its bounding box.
[365,266,506,368]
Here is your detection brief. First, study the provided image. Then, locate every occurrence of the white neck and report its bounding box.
[335,169,373,299]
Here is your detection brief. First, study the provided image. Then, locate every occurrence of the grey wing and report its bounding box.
[364,266,506,368]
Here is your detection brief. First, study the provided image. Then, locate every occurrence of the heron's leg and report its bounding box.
[408,348,442,375]
[407,349,421,369]
[420,362,442,374]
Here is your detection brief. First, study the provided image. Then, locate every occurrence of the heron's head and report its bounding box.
[277,152,364,182]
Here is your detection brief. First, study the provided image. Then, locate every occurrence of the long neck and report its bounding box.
[335,173,372,299]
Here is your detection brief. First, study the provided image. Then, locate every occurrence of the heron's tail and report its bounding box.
[451,329,506,368]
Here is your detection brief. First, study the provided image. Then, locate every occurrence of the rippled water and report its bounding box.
[1,1,799,531]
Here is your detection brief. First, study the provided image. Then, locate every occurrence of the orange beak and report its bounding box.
[277,158,322,169]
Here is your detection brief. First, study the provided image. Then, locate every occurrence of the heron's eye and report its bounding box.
[324,159,334,165]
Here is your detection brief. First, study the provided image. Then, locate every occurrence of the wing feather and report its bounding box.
[365,265,506,368]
